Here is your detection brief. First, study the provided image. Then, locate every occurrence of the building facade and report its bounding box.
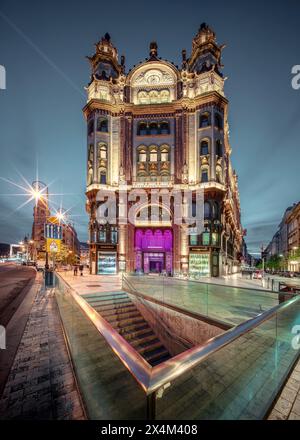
[264,206,295,270]
[31,182,80,262]
[286,202,300,272]
[84,25,243,277]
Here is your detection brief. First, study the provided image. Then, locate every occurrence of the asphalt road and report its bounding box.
[0,263,36,327]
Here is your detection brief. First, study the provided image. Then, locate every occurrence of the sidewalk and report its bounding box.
[0,281,85,420]
[268,359,300,420]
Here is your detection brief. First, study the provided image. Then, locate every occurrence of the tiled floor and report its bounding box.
[0,285,85,420]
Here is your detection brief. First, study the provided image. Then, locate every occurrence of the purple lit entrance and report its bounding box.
[135,229,173,274]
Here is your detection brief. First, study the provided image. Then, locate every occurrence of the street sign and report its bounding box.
[46,238,61,253]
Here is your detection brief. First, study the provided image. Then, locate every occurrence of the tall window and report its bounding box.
[138,148,147,162]
[99,144,107,159]
[100,171,107,184]
[216,140,223,157]
[215,114,223,129]
[200,140,209,156]
[201,168,209,183]
[99,227,106,242]
[199,112,211,128]
[111,227,118,244]
[160,147,169,162]
[88,119,94,136]
[204,202,211,219]
[137,122,147,135]
[160,121,170,135]
[97,118,108,132]
[150,148,158,162]
[149,122,159,135]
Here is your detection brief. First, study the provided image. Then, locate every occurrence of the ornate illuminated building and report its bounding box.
[84,24,243,276]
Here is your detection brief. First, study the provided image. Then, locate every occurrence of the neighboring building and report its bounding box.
[264,206,294,265]
[286,202,300,272]
[31,182,50,260]
[84,25,243,277]
[31,181,80,262]
[80,242,89,265]
[0,243,10,258]
[62,222,81,260]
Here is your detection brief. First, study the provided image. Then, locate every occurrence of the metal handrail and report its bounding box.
[55,273,152,391]
[55,272,300,396]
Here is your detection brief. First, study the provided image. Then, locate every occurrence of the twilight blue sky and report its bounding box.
[0,0,299,253]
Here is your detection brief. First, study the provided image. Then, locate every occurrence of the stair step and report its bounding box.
[121,327,153,340]
[130,333,157,346]
[92,298,132,309]
[151,353,171,366]
[117,321,150,335]
[135,340,163,355]
[84,291,127,300]
[104,310,141,323]
[110,315,146,329]
[100,305,137,318]
[144,347,170,363]
[87,295,128,305]
[94,300,134,312]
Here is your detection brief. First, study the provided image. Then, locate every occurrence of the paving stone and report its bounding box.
[0,288,85,420]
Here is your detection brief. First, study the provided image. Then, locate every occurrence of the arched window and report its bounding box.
[99,143,107,160]
[200,140,209,156]
[149,122,159,135]
[215,113,223,129]
[216,140,223,157]
[149,90,159,104]
[138,148,147,162]
[212,201,219,220]
[97,117,108,132]
[160,146,169,162]
[150,147,158,162]
[137,122,148,135]
[204,202,211,219]
[160,121,170,135]
[201,167,209,183]
[199,112,211,128]
[137,91,149,105]
[160,90,170,103]
[88,119,94,136]
[99,169,107,184]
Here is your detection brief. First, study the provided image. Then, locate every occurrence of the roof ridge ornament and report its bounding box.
[149,41,158,59]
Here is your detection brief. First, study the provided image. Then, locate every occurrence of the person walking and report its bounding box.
[73,265,78,276]
[79,264,84,276]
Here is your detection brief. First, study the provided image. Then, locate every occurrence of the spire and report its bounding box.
[188,23,224,75]
[149,41,158,59]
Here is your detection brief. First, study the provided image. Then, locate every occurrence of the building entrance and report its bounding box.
[135,229,173,274]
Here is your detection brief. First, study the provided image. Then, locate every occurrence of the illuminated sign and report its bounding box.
[46,238,61,253]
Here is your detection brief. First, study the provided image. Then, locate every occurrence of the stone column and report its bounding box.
[180,224,189,275]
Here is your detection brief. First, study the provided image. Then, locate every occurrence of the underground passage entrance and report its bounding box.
[82,289,227,366]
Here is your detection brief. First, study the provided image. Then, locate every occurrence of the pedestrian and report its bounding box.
[73,265,78,276]
[79,264,84,276]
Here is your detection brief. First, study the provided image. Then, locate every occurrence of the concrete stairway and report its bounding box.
[85,292,171,366]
